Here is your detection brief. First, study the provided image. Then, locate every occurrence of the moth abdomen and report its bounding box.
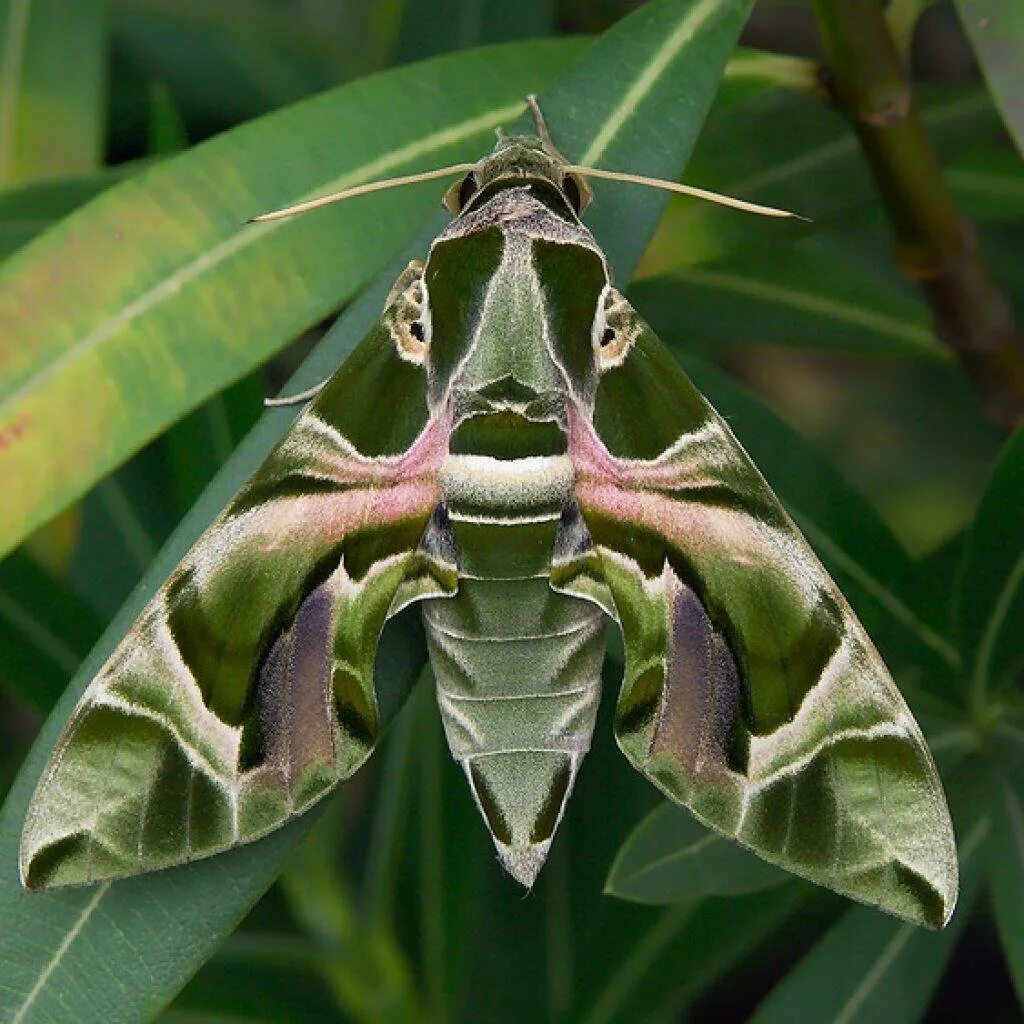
[423,449,608,887]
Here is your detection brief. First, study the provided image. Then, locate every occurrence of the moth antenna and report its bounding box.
[264,379,330,407]
[564,165,810,221]
[526,94,556,150]
[249,162,477,223]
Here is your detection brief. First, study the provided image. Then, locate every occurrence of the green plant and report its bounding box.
[0,1,1022,1021]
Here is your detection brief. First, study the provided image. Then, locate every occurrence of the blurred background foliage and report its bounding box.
[0,0,1023,1021]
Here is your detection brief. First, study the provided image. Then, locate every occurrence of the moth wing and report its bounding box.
[21,278,450,889]
[573,298,957,929]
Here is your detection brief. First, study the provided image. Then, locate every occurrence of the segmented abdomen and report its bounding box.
[422,454,607,884]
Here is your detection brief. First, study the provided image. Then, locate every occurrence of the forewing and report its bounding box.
[21,287,449,890]
[573,300,957,929]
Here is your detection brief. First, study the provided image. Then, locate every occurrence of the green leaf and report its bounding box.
[0,0,106,185]
[606,802,789,904]
[991,777,1024,1008]
[954,0,1024,157]
[955,425,1024,701]
[0,39,581,560]
[278,801,424,1023]
[642,85,999,273]
[0,166,144,263]
[948,144,1024,221]
[396,0,556,62]
[630,235,943,360]
[161,933,342,1024]
[107,0,370,129]
[673,354,962,684]
[0,551,102,713]
[577,886,819,1024]
[64,444,179,622]
[750,816,989,1024]
[146,82,190,157]
[160,373,264,518]
[0,1,758,1014]
[525,0,756,280]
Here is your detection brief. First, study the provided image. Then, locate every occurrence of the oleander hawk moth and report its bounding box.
[21,101,958,930]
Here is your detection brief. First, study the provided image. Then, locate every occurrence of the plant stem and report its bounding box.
[812,0,1024,430]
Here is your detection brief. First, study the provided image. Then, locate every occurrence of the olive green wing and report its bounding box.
[21,266,453,889]
[572,292,957,929]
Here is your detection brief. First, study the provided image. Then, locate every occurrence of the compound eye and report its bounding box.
[562,175,582,214]
[600,327,615,347]
[458,172,478,210]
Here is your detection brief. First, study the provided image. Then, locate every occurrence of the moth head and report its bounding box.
[442,137,591,217]
[443,95,591,217]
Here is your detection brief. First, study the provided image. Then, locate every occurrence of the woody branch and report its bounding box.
[812,0,1024,431]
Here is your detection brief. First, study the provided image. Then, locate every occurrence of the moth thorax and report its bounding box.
[439,454,573,524]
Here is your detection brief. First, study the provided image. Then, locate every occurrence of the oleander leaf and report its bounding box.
[606,800,788,903]
[396,0,556,62]
[954,425,1024,699]
[0,0,106,186]
[630,236,943,360]
[750,815,989,1023]
[947,144,1024,221]
[0,551,102,714]
[0,38,582,560]
[990,776,1024,1007]
[954,0,1024,157]
[642,85,999,273]
[0,165,144,263]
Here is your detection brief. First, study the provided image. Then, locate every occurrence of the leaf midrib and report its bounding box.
[614,824,722,894]
[660,265,942,354]
[971,542,1024,700]
[581,0,724,166]
[10,883,110,1024]
[827,815,988,1024]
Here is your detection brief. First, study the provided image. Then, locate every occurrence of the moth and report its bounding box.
[21,99,957,929]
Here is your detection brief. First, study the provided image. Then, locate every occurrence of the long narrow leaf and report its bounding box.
[0,552,102,714]
[642,86,998,273]
[0,0,106,186]
[0,39,581,559]
[606,802,788,904]
[955,425,1024,700]
[396,0,556,62]
[954,0,1024,157]
[990,778,1024,1007]
[0,166,145,263]
[750,817,989,1024]
[631,236,943,360]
